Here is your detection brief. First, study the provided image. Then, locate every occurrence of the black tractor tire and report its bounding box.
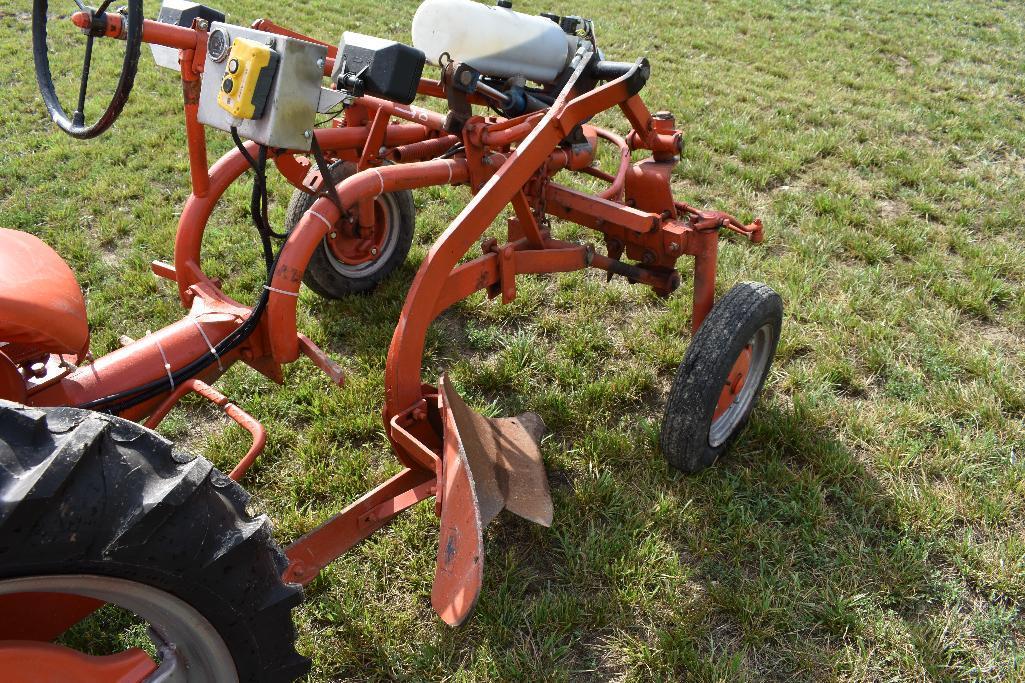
[660,282,783,474]
[285,160,415,298]
[0,401,309,682]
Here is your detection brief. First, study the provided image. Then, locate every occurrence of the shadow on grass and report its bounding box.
[289,269,1006,680]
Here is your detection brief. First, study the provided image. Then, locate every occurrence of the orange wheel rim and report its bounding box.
[325,199,391,266]
[713,344,752,421]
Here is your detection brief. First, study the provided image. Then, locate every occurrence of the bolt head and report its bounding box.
[303,130,312,139]
[329,232,337,239]
[371,247,379,256]
[317,58,325,69]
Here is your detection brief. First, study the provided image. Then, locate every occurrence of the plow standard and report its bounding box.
[0,0,782,679]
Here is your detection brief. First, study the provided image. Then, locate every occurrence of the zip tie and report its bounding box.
[308,209,333,231]
[191,317,223,372]
[264,285,300,297]
[371,168,386,197]
[151,332,174,391]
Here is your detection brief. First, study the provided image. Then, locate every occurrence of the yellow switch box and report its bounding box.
[217,38,280,120]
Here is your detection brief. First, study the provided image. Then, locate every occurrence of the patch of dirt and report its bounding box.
[99,245,120,268]
[978,323,1022,353]
[878,198,909,221]
[164,401,223,455]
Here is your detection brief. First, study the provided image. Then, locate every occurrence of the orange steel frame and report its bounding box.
[5,13,764,647]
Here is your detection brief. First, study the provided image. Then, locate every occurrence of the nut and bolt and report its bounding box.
[303,130,312,139]
[329,232,337,239]
[316,58,325,70]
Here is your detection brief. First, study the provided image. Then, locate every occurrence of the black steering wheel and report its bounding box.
[32,0,143,139]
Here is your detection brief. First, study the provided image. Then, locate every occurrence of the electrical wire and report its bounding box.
[77,128,287,414]
[316,106,346,126]
[439,143,465,159]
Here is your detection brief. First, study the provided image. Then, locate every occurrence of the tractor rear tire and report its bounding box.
[0,401,309,682]
[285,160,415,298]
[660,282,782,474]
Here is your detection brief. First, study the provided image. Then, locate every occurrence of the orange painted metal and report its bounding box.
[383,61,667,430]
[28,282,247,416]
[284,468,436,585]
[143,379,267,481]
[298,334,346,387]
[266,157,474,372]
[691,229,719,333]
[251,19,335,55]
[0,593,105,641]
[0,641,156,683]
[325,199,390,266]
[181,59,209,198]
[0,229,88,358]
[715,345,753,420]
[388,134,460,162]
[14,13,769,635]
[141,17,201,51]
[431,378,484,626]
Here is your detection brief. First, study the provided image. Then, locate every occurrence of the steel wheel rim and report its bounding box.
[0,574,238,682]
[322,194,401,278]
[708,323,772,448]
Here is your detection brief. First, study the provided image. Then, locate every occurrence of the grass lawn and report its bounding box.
[3,0,1025,680]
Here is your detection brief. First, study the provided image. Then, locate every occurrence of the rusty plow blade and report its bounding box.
[431,374,553,626]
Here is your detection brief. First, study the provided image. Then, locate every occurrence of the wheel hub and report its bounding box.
[0,575,239,682]
[325,200,391,266]
[714,344,752,421]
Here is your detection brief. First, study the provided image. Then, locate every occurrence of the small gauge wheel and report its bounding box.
[285,161,416,298]
[660,282,783,473]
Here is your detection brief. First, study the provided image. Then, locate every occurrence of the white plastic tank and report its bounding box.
[412,0,575,84]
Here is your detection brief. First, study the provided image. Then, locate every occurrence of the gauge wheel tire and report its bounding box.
[285,160,415,298]
[660,282,783,474]
[0,401,309,682]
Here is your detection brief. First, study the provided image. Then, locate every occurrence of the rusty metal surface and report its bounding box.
[439,376,552,527]
[432,375,553,625]
[433,380,485,626]
[489,413,553,527]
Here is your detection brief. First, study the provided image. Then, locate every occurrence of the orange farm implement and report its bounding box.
[0,1,782,679]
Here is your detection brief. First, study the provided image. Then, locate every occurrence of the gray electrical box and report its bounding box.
[197,23,327,151]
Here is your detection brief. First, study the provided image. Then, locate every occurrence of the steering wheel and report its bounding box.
[32,0,143,139]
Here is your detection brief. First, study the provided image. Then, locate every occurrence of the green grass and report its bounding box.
[3,0,1025,679]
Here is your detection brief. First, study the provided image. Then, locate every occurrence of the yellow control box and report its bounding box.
[217,38,280,120]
